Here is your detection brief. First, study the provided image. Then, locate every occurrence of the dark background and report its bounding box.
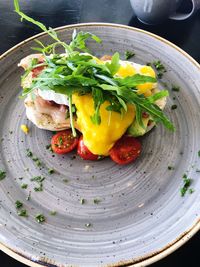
[0,0,199,266]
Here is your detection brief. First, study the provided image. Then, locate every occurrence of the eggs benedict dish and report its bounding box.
[19,52,168,157]
[15,2,174,164]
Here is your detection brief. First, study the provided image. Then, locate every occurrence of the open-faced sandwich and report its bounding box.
[15,1,174,164]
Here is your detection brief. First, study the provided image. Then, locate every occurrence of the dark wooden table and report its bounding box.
[0,0,199,266]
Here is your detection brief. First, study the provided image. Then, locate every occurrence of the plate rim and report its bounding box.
[0,22,199,267]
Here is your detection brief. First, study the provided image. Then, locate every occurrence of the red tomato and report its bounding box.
[77,136,99,160]
[32,66,45,78]
[51,130,79,154]
[109,136,141,165]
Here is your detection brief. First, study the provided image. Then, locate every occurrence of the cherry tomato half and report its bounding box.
[109,136,141,165]
[51,130,79,154]
[77,136,99,160]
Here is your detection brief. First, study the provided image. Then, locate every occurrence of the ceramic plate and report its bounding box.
[0,23,200,267]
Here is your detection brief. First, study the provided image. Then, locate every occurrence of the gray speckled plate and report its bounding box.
[0,23,200,267]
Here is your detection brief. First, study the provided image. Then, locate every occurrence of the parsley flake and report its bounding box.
[168,166,174,170]
[125,50,135,60]
[50,211,57,216]
[171,105,177,110]
[171,85,180,92]
[35,214,45,223]
[85,223,92,228]
[180,174,192,197]
[17,209,28,217]
[15,200,23,209]
[80,198,85,204]
[0,170,6,181]
[93,198,101,204]
[21,183,28,189]
[48,168,54,174]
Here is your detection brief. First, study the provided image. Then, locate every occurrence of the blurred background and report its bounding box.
[0,0,199,266]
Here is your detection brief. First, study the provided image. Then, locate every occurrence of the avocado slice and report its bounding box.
[128,117,149,137]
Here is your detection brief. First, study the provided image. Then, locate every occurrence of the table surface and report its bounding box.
[0,0,199,266]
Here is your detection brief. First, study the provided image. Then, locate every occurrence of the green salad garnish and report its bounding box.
[14,0,175,136]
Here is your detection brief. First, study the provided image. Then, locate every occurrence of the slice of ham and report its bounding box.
[34,95,68,124]
[19,54,46,88]
[100,55,112,61]
[18,54,45,70]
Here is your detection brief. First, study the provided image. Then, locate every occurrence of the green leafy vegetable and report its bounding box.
[14,0,174,133]
[15,200,23,209]
[85,223,92,227]
[93,198,101,204]
[171,85,180,92]
[180,174,192,197]
[35,213,45,223]
[80,198,85,204]
[171,104,177,110]
[48,168,54,174]
[50,210,57,216]
[17,209,28,217]
[0,169,6,181]
[125,50,135,60]
[105,52,120,76]
[69,29,101,52]
[21,183,28,189]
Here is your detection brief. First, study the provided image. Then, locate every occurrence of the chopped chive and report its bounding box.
[26,191,31,201]
[58,136,63,145]
[31,176,45,183]
[198,151,200,157]
[63,179,69,183]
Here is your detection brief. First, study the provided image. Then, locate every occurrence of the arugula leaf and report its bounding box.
[69,30,101,52]
[69,95,76,136]
[105,52,120,76]
[135,105,145,129]
[15,0,174,132]
[117,87,175,130]
[147,90,169,103]
[14,0,71,53]
[91,88,105,124]
[115,74,156,87]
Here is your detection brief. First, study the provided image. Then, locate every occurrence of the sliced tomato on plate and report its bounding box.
[51,130,79,154]
[77,136,99,160]
[109,135,141,165]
